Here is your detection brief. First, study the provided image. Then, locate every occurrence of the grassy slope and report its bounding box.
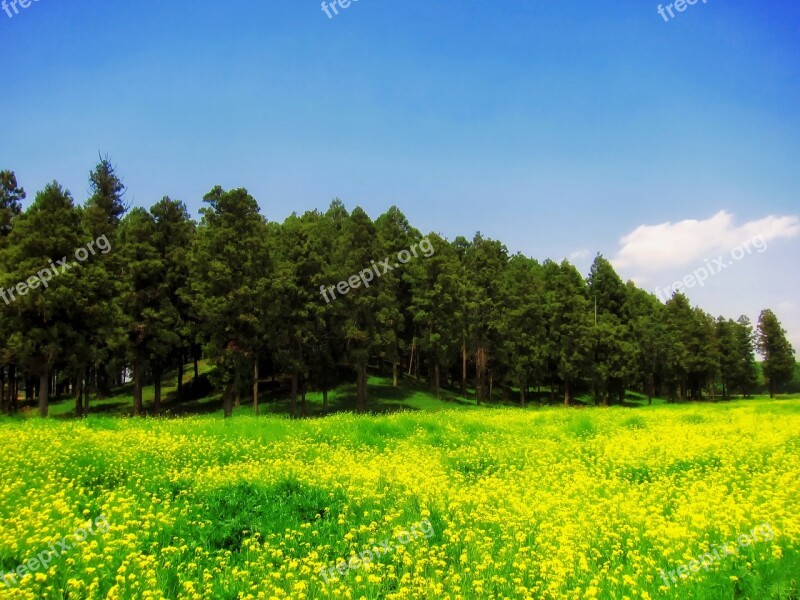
[19,360,793,420]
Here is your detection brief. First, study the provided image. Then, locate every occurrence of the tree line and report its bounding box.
[0,161,796,418]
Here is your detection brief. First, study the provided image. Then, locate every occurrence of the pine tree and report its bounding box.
[82,158,128,402]
[119,208,157,415]
[716,317,738,399]
[268,212,326,417]
[0,170,25,413]
[497,254,546,406]
[451,236,475,398]
[409,233,462,399]
[733,316,758,397]
[189,186,269,417]
[757,309,796,397]
[374,207,417,388]
[588,255,637,405]
[0,170,25,239]
[151,197,196,403]
[624,284,666,404]
[1,182,85,417]
[547,260,593,406]
[462,234,507,403]
[337,207,381,412]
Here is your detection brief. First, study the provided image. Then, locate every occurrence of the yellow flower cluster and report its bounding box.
[0,400,797,599]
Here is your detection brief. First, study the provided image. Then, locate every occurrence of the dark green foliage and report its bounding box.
[758,309,796,397]
[409,233,462,399]
[0,161,793,419]
[189,186,270,417]
[0,182,86,416]
[547,260,593,405]
[0,170,24,238]
[497,254,546,406]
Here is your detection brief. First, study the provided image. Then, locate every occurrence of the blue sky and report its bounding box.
[1,0,799,346]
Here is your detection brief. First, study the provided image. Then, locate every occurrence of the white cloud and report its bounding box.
[569,249,590,261]
[613,210,800,272]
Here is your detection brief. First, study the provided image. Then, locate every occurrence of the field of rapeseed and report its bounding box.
[0,400,798,600]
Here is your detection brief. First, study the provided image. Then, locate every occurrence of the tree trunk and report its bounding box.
[252,356,259,416]
[8,365,15,413]
[564,378,570,407]
[223,383,233,418]
[356,368,363,412]
[361,366,367,412]
[97,368,111,399]
[4,368,10,414]
[153,371,162,416]
[519,377,526,407]
[475,345,486,405]
[322,388,329,412]
[488,372,493,403]
[301,382,307,417]
[133,354,143,417]
[363,364,369,407]
[356,364,368,413]
[177,351,184,399]
[0,366,5,414]
[392,363,399,388]
[407,340,415,377]
[475,365,482,404]
[461,341,467,397]
[290,371,298,418]
[434,362,440,399]
[83,367,91,417]
[38,368,50,418]
[75,373,84,417]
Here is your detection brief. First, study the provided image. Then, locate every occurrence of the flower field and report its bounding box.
[1,400,798,599]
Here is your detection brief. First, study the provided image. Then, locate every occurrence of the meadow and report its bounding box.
[1,389,799,600]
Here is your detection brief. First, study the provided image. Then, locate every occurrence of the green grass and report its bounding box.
[15,364,800,422]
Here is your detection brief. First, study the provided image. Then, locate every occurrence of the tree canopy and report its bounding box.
[0,162,795,417]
